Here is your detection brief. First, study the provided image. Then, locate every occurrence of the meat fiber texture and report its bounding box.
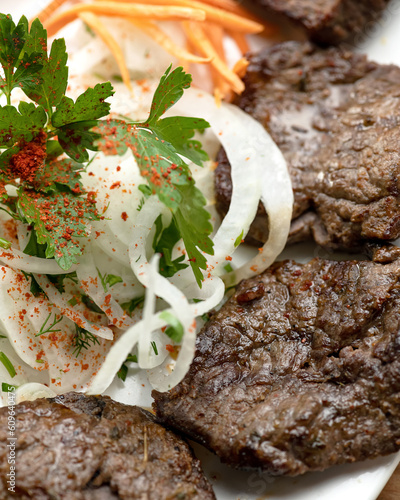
[153,245,400,476]
[0,393,215,499]
[215,41,400,250]
[244,0,390,45]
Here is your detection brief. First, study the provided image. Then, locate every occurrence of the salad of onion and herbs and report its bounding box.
[0,13,292,404]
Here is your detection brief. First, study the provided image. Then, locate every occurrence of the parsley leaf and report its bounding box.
[152,214,188,278]
[52,83,114,127]
[146,65,191,125]
[22,20,68,112]
[152,115,209,166]
[57,120,101,162]
[33,157,84,194]
[18,188,100,270]
[0,102,46,147]
[12,52,43,93]
[96,66,214,287]
[0,14,28,103]
[174,184,213,285]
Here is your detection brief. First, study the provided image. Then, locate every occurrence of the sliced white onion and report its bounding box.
[15,383,57,404]
[76,250,133,330]
[147,275,225,392]
[0,247,78,275]
[170,88,293,284]
[138,254,161,369]
[129,198,194,369]
[230,146,293,284]
[87,320,144,395]
[0,266,51,369]
[34,275,114,340]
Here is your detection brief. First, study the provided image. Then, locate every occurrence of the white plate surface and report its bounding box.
[4,0,400,498]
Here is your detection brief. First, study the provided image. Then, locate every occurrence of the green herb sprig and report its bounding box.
[0,13,214,286]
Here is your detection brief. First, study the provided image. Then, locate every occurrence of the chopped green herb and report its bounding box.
[1,382,17,392]
[82,294,104,314]
[0,352,16,378]
[224,262,233,273]
[0,237,11,249]
[68,296,78,307]
[151,341,158,355]
[136,196,145,212]
[36,313,63,337]
[138,184,152,198]
[97,268,123,293]
[234,230,244,248]
[159,311,184,343]
[121,296,145,316]
[152,214,188,278]
[117,353,138,381]
[47,272,78,293]
[72,325,100,357]
[21,271,47,298]
[201,313,210,322]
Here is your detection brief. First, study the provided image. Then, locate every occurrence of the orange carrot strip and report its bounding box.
[44,3,206,37]
[233,57,249,78]
[78,12,132,92]
[34,0,69,24]
[203,22,225,61]
[182,21,244,94]
[129,18,211,63]
[196,0,260,20]
[94,0,264,34]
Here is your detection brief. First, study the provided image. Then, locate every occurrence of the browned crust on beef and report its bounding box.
[153,248,400,476]
[0,393,215,499]
[243,0,390,45]
[215,41,400,250]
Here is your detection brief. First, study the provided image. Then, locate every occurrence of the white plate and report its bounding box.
[4,0,400,498]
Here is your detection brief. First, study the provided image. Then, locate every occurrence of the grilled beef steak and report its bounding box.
[0,393,215,499]
[215,41,400,250]
[153,247,400,476]
[243,0,389,45]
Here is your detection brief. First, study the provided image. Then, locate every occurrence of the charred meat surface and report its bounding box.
[215,41,400,250]
[153,247,400,476]
[243,0,389,45]
[0,393,215,499]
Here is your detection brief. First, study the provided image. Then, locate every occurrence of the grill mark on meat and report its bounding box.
[0,393,215,499]
[215,42,400,251]
[153,246,400,476]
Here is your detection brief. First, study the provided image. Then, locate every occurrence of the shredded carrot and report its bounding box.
[78,12,133,92]
[182,21,244,94]
[233,57,249,78]
[202,23,231,102]
[34,0,69,25]
[44,3,207,37]
[196,0,253,16]
[129,18,211,63]
[203,22,225,61]
[37,0,277,101]
[95,0,264,34]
